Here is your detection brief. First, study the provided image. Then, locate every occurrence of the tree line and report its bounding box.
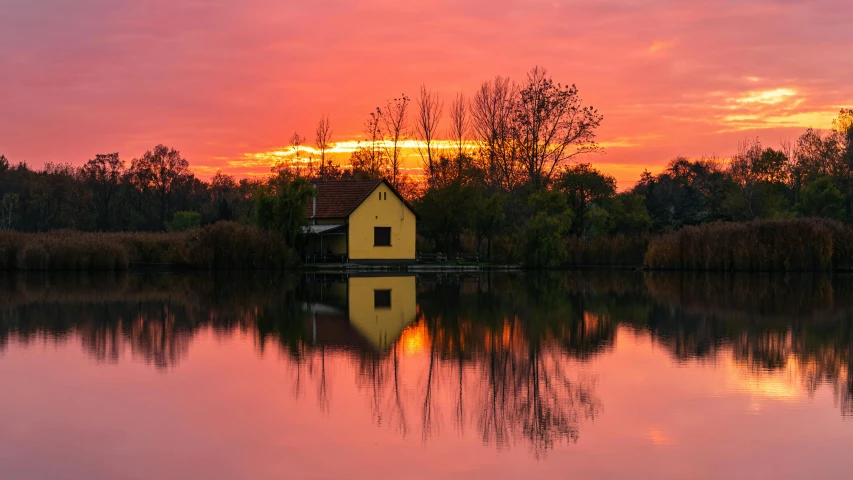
[2,66,852,267]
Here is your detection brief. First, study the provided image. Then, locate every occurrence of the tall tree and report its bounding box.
[289,131,307,176]
[210,170,237,221]
[128,145,192,230]
[351,111,387,179]
[471,76,520,191]
[315,115,333,180]
[514,67,603,189]
[415,85,443,189]
[80,152,125,230]
[449,93,470,177]
[380,94,411,187]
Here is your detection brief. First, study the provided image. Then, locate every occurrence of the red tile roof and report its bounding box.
[307,180,384,219]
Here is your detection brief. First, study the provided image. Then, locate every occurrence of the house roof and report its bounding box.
[307,179,416,219]
[301,224,347,235]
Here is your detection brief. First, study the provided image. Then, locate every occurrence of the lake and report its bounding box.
[1,271,852,479]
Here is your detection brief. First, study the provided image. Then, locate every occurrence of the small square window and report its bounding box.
[374,289,391,309]
[374,227,391,246]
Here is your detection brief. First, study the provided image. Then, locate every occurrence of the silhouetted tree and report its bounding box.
[415,85,443,189]
[127,145,192,230]
[80,153,125,230]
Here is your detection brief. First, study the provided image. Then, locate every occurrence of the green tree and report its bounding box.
[254,172,315,250]
[521,189,572,267]
[607,193,652,235]
[167,211,201,232]
[417,180,476,255]
[473,190,507,260]
[798,176,844,219]
[557,163,616,236]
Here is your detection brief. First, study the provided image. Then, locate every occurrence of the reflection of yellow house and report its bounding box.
[304,180,417,262]
[348,275,417,351]
[306,275,418,352]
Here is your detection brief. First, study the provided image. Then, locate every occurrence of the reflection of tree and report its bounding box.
[639,272,853,415]
[473,326,599,456]
[4,268,853,456]
[340,272,610,456]
[0,272,307,369]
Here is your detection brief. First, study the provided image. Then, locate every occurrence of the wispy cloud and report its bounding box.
[1,0,851,186]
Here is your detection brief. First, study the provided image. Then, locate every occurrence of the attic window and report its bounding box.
[374,289,391,309]
[374,227,391,246]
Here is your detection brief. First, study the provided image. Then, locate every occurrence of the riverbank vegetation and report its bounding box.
[0,222,289,271]
[1,67,852,270]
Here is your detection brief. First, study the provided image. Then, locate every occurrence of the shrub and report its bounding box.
[167,211,202,232]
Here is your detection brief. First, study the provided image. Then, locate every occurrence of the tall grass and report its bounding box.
[645,219,853,271]
[0,222,293,271]
[564,234,650,267]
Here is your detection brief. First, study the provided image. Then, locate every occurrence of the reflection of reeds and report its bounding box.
[0,222,292,271]
[642,272,853,322]
[645,219,853,271]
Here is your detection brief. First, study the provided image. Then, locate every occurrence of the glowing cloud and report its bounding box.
[734,88,798,105]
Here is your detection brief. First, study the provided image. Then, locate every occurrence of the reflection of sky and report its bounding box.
[1,326,851,479]
[2,1,853,188]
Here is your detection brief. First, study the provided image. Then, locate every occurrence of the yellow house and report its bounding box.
[304,179,417,262]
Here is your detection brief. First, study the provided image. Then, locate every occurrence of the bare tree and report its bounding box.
[315,115,333,180]
[379,94,411,187]
[514,66,603,189]
[289,131,307,176]
[471,76,520,191]
[350,111,387,179]
[415,85,443,189]
[449,93,470,175]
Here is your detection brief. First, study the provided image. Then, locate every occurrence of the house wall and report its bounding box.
[347,275,417,351]
[348,183,416,260]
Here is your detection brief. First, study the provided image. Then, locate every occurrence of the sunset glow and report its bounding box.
[1,0,851,188]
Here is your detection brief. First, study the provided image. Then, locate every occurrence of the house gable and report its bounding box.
[347,181,417,260]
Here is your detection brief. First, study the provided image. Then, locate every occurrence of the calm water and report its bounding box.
[1,271,852,479]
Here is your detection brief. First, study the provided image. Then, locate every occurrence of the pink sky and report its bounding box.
[2,0,852,187]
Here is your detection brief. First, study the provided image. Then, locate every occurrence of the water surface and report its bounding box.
[1,272,852,479]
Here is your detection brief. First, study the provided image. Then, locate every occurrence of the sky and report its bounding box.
[1,0,852,187]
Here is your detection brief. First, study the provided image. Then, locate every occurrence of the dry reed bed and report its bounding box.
[645,219,853,271]
[0,222,292,271]
[564,234,650,267]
